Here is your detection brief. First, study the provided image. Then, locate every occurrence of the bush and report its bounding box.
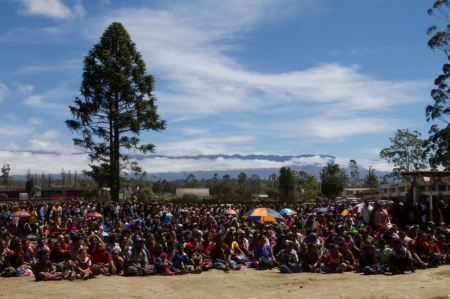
[181,193,200,203]
[0,193,8,199]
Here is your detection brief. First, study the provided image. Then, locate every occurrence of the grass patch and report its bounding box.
[433,269,450,278]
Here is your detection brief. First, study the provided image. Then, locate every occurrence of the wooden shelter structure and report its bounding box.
[401,171,450,220]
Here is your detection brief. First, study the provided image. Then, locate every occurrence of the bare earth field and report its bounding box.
[1,265,450,299]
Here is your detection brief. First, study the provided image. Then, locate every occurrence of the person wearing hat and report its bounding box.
[276,240,302,273]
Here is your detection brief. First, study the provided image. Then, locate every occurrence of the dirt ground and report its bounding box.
[1,265,450,299]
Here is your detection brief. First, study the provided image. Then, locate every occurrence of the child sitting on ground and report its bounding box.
[376,238,390,273]
[356,244,380,275]
[35,249,63,281]
[111,249,124,275]
[302,243,320,273]
[388,239,414,274]
[61,250,77,281]
[320,244,347,273]
[338,241,355,271]
[75,248,94,280]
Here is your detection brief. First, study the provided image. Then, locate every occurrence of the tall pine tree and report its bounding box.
[65,22,166,201]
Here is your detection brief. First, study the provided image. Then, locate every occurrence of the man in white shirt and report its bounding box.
[360,199,373,227]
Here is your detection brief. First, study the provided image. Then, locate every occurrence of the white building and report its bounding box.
[176,188,210,198]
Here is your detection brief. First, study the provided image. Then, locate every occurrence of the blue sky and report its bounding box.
[0,0,446,175]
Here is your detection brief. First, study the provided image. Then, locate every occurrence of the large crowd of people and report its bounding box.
[0,195,449,281]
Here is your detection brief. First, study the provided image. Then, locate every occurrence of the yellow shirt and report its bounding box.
[53,206,63,216]
[231,241,239,252]
[113,221,122,229]
[29,210,38,224]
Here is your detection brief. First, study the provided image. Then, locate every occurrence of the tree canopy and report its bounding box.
[380,129,428,180]
[65,22,166,201]
[424,1,450,169]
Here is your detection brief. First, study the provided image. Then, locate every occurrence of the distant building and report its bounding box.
[176,188,209,198]
[342,187,379,201]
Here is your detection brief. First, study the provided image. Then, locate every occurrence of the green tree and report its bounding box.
[320,175,343,202]
[183,174,199,188]
[364,168,379,200]
[278,167,295,203]
[424,2,450,169]
[380,129,428,179]
[268,173,278,188]
[136,187,154,202]
[348,160,362,188]
[25,178,36,200]
[209,180,235,202]
[181,193,200,203]
[1,163,10,185]
[249,174,262,195]
[65,22,166,202]
[237,172,249,186]
[321,162,340,178]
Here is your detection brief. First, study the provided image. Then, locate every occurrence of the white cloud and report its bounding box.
[0,83,10,102]
[13,82,34,96]
[0,150,88,175]
[81,3,428,144]
[23,85,73,114]
[28,139,80,154]
[34,129,63,141]
[28,117,43,125]
[0,150,392,176]
[0,124,34,137]
[181,128,210,136]
[159,148,204,157]
[16,0,86,21]
[1,113,18,121]
[3,143,21,151]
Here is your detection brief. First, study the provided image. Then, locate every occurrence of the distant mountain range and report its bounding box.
[5,152,389,181]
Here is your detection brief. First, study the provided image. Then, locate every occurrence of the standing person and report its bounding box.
[360,200,373,228]
[418,196,429,230]
[375,204,389,227]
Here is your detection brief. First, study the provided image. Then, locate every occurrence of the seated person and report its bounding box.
[388,239,413,274]
[302,243,320,273]
[35,249,62,281]
[111,249,125,275]
[152,242,181,275]
[61,250,77,281]
[75,248,94,280]
[355,244,380,275]
[210,234,241,271]
[276,240,302,274]
[376,238,390,272]
[252,234,277,270]
[125,237,155,276]
[338,241,356,271]
[320,243,347,273]
[410,230,440,269]
[2,238,33,277]
[173,243,198,274]
[90,242,116,275]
